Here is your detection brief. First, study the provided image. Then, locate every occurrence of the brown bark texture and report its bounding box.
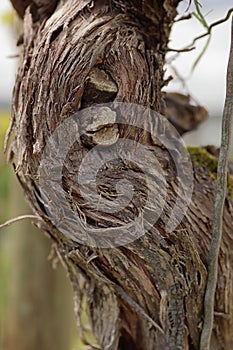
[7,0,233,349]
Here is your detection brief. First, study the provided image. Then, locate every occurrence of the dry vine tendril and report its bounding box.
[0,215,42,229]
[200,16,233,350]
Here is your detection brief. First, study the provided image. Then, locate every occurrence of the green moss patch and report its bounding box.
[187,146,233,199]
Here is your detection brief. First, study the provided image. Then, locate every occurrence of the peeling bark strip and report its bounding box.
[8,0,233,349]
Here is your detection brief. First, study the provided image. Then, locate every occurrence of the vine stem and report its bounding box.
[200,16,233,350]
[168,8,233,53]
[0,215,41,229]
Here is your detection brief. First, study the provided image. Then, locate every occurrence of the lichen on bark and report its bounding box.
[188,146,233,199]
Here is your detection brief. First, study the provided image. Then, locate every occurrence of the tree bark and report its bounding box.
[8,1,233,349]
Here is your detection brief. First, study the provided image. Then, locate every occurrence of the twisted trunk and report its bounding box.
[8,0,233,349]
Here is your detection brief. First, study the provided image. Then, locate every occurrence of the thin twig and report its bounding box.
[191,8,233,47]
[174,13,192,23]
[167,46,195,53]
[200,16,233,350]
[169,8,233,53]
[0,215,42,229]
[191,34,211,72]
[114,284,164,334]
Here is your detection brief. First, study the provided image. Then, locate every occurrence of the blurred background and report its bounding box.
[0,0,232,349]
